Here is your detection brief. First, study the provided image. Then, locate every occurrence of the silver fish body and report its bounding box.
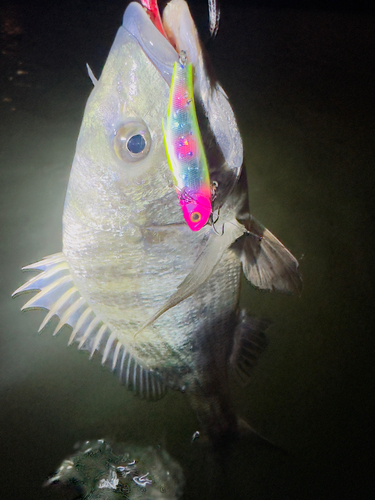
[13,0,301,444]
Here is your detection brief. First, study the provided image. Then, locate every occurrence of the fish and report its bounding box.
[45,439,185,499]
[13,0,302,447]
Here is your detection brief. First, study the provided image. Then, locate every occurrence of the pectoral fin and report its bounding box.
[232,216,302,294]
[135,222,246,336]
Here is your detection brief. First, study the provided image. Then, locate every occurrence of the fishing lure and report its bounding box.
[163,52,212,231]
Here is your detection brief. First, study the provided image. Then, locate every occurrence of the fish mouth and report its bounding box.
[124,0,244,206]
[123,0,201,85]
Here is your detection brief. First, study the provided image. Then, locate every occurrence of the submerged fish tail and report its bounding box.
[187,309,270,450]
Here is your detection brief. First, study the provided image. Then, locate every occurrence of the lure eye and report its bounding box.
[113,119,151,163]
[190,212,201,223]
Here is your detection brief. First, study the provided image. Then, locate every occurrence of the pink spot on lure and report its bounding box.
[176,135,195,159]
[163,55,212,231]
[173,90,189,109]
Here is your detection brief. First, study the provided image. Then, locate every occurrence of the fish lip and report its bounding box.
[123,2,178,85]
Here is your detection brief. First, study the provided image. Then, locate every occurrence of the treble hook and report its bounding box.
[208,180,224,235]
[209,210,224,235]
[212,222,224,236]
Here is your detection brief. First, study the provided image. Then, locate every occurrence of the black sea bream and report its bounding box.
[13,0,301,446]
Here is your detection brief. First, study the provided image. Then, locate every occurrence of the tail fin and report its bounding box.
[237,417,287,454]
[186,311,274,453]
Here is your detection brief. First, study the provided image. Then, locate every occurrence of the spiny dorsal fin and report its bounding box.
[230,310,270,385]
[86,331,167,401]
[135,221,246,336]
[13,253,166,401]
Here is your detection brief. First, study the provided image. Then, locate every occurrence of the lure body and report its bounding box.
[163,58,212,231]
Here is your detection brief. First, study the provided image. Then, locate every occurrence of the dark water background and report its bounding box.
[1,0,374,498]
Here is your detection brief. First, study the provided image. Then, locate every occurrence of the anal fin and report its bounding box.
[230,310,270,385]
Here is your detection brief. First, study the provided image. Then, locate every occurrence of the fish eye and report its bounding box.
[190,212,201,223]
[113,119,151,163]
[127,134,145,154]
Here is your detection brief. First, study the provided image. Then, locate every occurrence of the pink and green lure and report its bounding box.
[163,55,212,231]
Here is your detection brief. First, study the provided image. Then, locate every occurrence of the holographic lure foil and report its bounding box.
[163,53,212,231]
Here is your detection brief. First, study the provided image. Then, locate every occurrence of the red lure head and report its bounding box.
[179,189,211,231]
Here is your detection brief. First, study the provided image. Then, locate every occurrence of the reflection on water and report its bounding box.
[46,439,184,499]
[1,0,374,499]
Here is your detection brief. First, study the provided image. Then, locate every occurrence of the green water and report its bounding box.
[1,1,374,498]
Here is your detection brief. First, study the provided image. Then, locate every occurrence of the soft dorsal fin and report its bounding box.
[13,253,166,401]
[135,221,246,336]
[230,310,270,385]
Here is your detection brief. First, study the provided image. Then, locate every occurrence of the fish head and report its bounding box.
[64,2,182,239]
[64,0,243,243]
